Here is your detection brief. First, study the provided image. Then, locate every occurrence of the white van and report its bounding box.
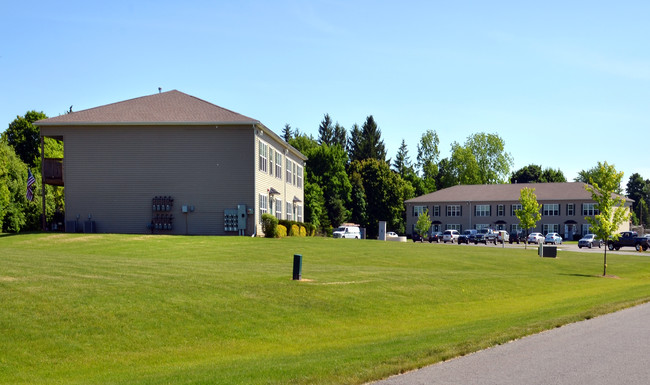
[332,225,361,239]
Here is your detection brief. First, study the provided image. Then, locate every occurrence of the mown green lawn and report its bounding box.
[1,233,649,384]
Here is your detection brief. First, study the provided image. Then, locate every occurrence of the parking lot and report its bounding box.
[418,240,646,255]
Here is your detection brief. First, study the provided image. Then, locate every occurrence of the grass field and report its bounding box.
[1,233,649,384]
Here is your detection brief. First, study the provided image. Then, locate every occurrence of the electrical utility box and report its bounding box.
[224,205,248,234]
[224,209,238,232]
[237,204,247,236]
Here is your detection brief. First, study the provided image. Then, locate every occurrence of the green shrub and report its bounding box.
[277,224,287,238]
[261,213,278,238]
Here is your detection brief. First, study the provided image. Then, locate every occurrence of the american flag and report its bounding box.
[26,169,36,201]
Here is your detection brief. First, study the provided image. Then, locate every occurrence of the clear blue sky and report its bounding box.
[2,1,649,187]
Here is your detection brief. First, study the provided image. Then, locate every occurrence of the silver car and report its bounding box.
[527,232,544,244]
[442,230,460,243]
[544,233,563,245]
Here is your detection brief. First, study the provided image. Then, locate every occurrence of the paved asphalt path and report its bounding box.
[370,302,650,385]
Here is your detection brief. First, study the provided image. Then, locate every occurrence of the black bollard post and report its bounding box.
[293,254,302,280]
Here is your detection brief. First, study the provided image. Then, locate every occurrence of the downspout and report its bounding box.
[468,201,472,230]
[252,124,257,237]
[41,135,46,231]
[284,148,288,221]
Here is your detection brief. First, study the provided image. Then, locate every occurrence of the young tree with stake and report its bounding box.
[516,187,542,250]
[584,162,630,276]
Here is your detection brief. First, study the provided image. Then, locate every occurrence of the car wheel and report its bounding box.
[588,244,592,249]
[608,243,614,251]
[615,246,620,251]
[635,243,641,252]
[579,245,582,249]
[643,246,648,251]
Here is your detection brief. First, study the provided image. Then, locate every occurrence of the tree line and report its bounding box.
[1,110,647,235]
[285,113,519,238]
[1,111,64,232]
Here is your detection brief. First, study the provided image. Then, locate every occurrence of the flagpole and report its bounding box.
[41,135,46,231]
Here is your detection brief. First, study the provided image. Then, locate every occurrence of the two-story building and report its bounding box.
[405,182,631,240]
[36,90,306,236]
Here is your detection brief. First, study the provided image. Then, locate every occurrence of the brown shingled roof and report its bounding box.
[35,90,259,125]
[406,182,629,203]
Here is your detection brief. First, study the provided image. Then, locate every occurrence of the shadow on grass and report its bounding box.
[0,231,52,238]
[560,273,620,279]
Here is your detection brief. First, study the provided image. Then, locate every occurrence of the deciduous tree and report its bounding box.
[515,187,542,249]
[464,132,513,184]
[584,162,630,276]
[2,111,48,168]
[416,130,439,193]
[415,209,432,238]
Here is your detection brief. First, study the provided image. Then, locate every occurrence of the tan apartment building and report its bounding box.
[36,90,306,236]
[405,182,631,240]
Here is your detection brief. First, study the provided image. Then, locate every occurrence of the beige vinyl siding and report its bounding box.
[44,125,255,235]
[254,134,305,235]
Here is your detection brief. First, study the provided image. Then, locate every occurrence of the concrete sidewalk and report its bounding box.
[370,302,650,385]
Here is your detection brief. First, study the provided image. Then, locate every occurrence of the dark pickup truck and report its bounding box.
[607,231,650,251]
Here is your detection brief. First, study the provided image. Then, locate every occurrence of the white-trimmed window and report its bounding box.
[297,166,303,188]
[582,224,591,235]
[511,224,522,233]
[543,224,559,234]
[413,205,426,217]
[259,194,268,221]
[259,141,268,173]
[475,205,491,217]
[275,198,282,218]
[286,159,293,183]
[497,204,505,216]
[297,205,303,222]
[511,204,522,216]
[583,203,599,216]
[432,205,440,217]
[446,224,461,231]
[293,162,297,185]
[567,203,575,216]
[475,223,489,230]
[543,204,559,216]
[286,202,293,221]
[275,152,282,179]
[447,205,462,217]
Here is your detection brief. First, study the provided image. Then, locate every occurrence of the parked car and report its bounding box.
[428,231,443,243]
[544,232,562,245]
[474,228,497,245]
[496,230,509,243]
[412,233,423,242]
[527,232,544,244]
[578,234,602,249]
[442,229,460,243]
[333,225,361,239]
[458,229,478,244]
[509,230,525,244]
[607,231,650,251]
[386,231,398,238]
